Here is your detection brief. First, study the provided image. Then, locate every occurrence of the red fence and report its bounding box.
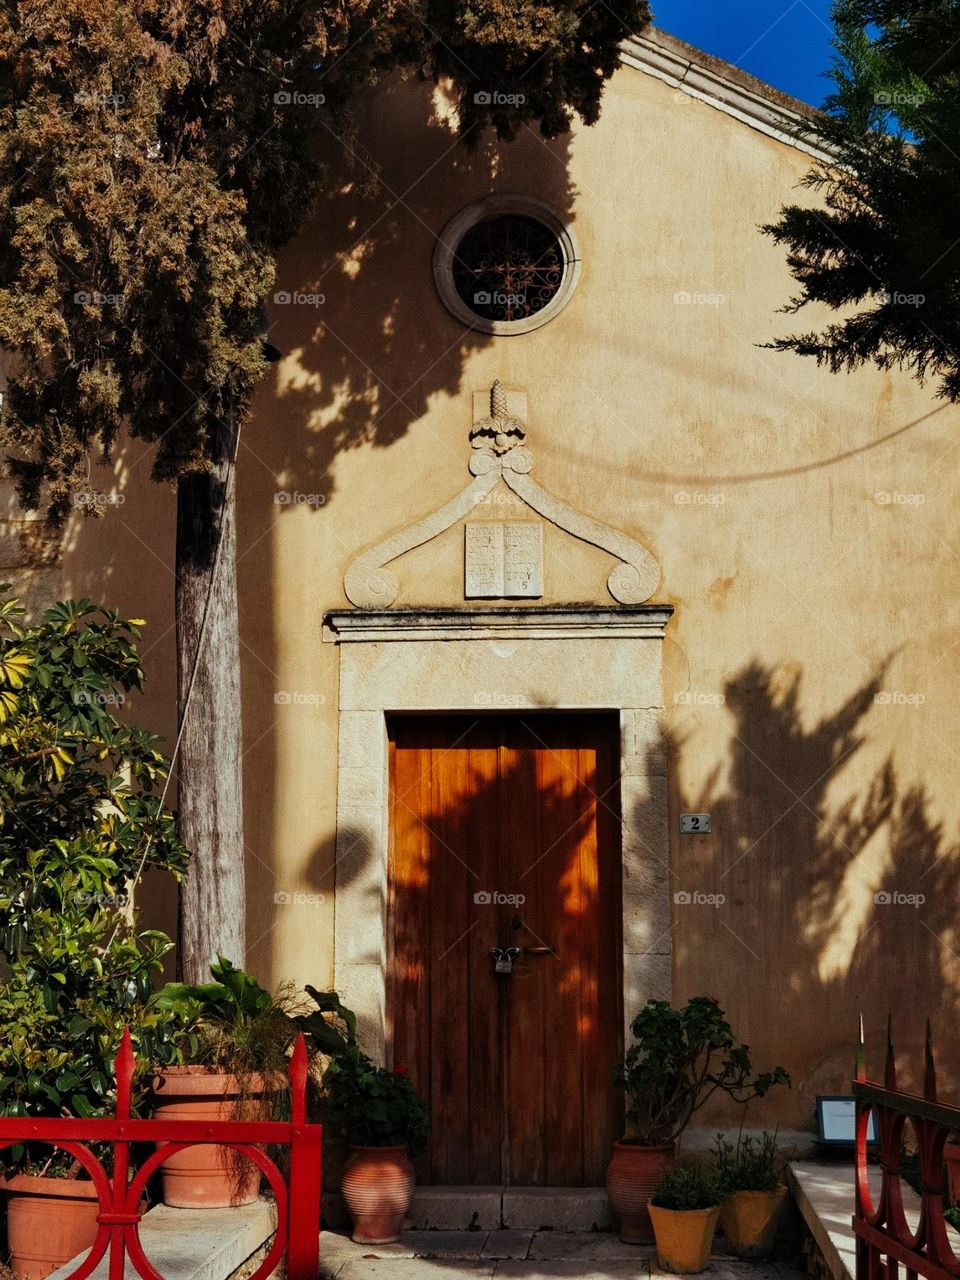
[854,1018,959,1280]
[0,1028,321,1280]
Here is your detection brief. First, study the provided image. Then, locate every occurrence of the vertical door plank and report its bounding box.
[391,732,432,1177]
[465,724,504,1183]
[501,720,545,1184]
[429,717,474,1183]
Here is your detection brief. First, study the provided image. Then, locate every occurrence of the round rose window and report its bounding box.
[434,198,581,336]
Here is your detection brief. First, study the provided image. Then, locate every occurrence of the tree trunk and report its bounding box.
[175,416,245,982]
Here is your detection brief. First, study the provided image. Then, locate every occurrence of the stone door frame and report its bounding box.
[323,605,673,1062]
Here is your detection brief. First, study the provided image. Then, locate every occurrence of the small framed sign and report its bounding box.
[816,1095,878,1146]
[680,813,711,834]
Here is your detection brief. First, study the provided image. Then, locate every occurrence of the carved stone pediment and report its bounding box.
[343,381,660,608]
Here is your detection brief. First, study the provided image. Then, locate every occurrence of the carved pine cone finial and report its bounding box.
[470,380,526,456]
[491,378,508,419]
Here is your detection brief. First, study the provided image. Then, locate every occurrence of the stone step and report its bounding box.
[49,1199,277,1280]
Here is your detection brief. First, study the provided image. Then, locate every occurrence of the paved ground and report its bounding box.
[318,1231,808,1280]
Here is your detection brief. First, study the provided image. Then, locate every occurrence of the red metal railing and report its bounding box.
[854,1018,960,1280]
[0,1028,322,1280]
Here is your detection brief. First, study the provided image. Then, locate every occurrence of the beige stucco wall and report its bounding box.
[60,55,960,1134]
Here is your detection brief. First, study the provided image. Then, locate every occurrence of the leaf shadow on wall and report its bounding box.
[628,658,960,1136]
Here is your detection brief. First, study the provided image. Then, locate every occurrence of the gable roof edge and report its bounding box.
[620,28,833,163]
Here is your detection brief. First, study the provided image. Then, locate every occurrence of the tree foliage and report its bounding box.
[0,0,649,518]
[762,0,960,401]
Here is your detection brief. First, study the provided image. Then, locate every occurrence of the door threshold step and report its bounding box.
[325,1186,613,1233]
[409,1187,613,1232]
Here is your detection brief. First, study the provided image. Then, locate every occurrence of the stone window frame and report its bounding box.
[323,605,673,1063]
[432,196,583,337]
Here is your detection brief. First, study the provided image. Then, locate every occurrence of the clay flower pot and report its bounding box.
[649,1203,721,1274]
[719,1185,788,1256]
[151,1067,273,1208]
[606,1140,676,1243]
[341,1145,415,1244]
[2,1174,100,1280]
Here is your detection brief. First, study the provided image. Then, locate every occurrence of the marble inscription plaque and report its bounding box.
[503,522,543,598]
[465,524,504,597]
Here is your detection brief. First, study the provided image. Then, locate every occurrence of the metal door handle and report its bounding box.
[524,945,555,957]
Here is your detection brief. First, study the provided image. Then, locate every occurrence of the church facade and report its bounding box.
[56,27,960,1168]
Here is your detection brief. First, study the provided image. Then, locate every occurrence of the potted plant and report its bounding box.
[0,594,188,1279]
[715,1130,790,1256]
[607,996,790,1243]
[325,1047,429,1243]
[649,1165,723,1274]
[149,962,355,1208]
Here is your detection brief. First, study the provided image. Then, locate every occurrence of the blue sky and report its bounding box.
[649,0,838,105]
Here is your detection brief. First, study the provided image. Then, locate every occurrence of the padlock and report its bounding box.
[491,946,520,975]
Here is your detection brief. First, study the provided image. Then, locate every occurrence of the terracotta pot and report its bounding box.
[3,1174,100,1280]
[719,1185,788,1256]
[649,1203,721,1274]
[151,1067,273,1208]
[945,1141,960,1205]
[606,1140,676,1243]
[341,1145,415,1244]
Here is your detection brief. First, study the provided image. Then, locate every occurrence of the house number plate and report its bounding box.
[680,813,711,834]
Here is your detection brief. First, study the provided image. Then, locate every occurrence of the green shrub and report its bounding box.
[613,997,791,1145]
[651,1164,722,1211]
[0,591,188,1171]
[325,1048,429,1154]
[714,1131,786,1194]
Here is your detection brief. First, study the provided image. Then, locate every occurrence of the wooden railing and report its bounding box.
[0,1028,322,1280]
[854,1018,959,1280]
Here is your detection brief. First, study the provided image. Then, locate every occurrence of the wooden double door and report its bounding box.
[388,713,623,1186]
